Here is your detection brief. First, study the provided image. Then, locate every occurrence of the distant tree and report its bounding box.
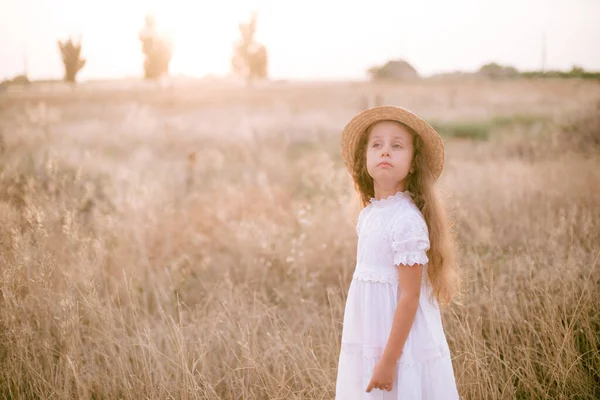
[10,75,30,85]
[139,14,173,80]
[58,37,86,83]
[569,65,585,77]
[367,59,419,81]
[231,13,268,83]
[478,62,519,79]
[1,74,30,88]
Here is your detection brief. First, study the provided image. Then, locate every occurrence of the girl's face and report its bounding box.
[365,121,415,190]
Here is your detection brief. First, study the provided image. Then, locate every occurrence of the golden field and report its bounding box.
[1,78,599,399]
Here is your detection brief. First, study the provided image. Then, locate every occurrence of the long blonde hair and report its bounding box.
[350,121,459,306]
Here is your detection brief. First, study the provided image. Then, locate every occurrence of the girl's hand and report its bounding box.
[365,357,396,392]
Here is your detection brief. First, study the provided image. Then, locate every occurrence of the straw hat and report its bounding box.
[340,105,445,181]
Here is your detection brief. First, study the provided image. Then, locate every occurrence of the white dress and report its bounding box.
[335,191,459,400]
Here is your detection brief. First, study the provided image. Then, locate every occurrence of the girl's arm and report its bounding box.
[380,263,423,365]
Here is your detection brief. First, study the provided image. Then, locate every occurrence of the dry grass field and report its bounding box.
[1,78,599,399]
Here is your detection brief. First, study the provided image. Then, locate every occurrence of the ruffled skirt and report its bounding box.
[335,274,459,400]
[335,342,459,400]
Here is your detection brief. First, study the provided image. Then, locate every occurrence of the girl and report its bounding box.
[335,106,460,399]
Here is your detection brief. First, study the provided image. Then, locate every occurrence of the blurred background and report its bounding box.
[2,0,600,83]
[1,1,599,399]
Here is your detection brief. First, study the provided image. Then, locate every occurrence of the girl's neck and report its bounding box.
[372,182,406,201]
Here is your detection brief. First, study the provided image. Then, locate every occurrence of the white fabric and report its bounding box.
[335,191,459,400]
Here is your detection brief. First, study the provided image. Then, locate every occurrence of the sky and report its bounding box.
[1,0,599,81]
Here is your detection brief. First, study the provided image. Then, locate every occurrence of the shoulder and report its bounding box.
[389,202,430,266]
[389,201,429,241]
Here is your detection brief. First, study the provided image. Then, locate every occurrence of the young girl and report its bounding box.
[335,105,460,399]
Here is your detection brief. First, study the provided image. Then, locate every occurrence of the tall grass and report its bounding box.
[0,82,599,399]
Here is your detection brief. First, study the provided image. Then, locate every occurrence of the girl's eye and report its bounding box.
[393,144,401,148]
[372,143,380,147]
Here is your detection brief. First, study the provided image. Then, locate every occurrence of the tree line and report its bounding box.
[57,13,268,84]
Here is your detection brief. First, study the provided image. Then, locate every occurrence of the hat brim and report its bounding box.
[340,105,445,181]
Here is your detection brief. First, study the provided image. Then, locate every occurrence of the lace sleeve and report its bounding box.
[390,211,430,266]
